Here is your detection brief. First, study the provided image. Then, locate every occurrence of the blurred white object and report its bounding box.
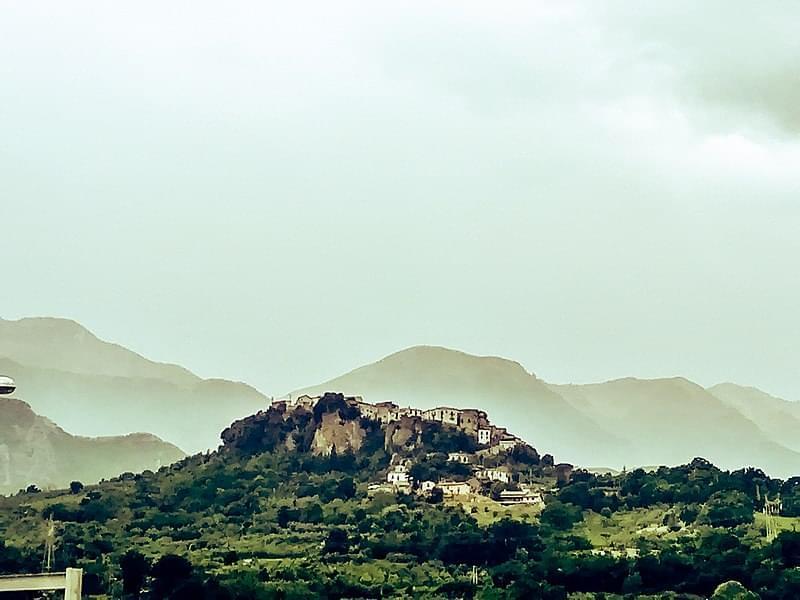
[0,376,16,395]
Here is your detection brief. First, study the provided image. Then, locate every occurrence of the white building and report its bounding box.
[478,468,510,483]
[447,452,474,464]
[367,482,395,496]
[422,407,461,426]
[294,394,319,409]
[387,464,412,489]
[438,481,471,497]
[477,428,492,445]
[497,488,543,505]
[498,436,520,451]
[420,480,436,493]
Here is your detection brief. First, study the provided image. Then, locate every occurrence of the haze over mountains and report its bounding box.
[0,317,268,454]
[294,346,800,478]
[1,317,798,484]
[0,397,183,495]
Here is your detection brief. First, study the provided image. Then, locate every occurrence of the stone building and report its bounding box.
[422,407,462,425]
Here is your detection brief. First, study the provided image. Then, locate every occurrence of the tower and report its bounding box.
[43,514,56,572]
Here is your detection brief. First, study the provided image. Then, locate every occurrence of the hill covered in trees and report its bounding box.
[0,393,798,599]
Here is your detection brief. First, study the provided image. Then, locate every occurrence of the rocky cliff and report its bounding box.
[220,392,540,464]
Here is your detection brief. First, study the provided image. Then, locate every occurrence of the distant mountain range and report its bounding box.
[294,346,800,478]
[2,318,798,482]
[0,317,268,454]
[0,396,183,495]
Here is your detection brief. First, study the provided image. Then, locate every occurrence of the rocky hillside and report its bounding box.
[221,392,542,467]
[0,318,268,453]
[0,397,184,495]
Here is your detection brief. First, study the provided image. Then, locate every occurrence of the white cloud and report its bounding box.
[1,0,799,399]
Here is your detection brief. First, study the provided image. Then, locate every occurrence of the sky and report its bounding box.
[2,1,800,400]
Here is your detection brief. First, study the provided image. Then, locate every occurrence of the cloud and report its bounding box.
[592,0,800,136]
[0,0,799,399]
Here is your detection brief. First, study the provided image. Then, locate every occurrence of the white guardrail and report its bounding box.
[0,568,82,599]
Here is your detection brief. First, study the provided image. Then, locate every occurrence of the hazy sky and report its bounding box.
[2,1,800,399]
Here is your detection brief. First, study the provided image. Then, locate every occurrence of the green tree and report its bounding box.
[698,491,754,528]
[150,554,193,599]
[120,550,150,599]
[323,527,349,554]
[710,580,759,599]
[540,501,583,530]
[336,476,356,500]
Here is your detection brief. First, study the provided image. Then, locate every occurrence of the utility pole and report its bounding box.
[763,494,781,543]
[43,515,56,572]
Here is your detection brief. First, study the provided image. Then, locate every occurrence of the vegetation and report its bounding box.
[0,399,798,599]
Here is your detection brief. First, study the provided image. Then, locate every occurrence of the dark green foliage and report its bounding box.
[540,501,583,530]
[557,481,618,513]
[410,453,472,483]
[508,444,540,465]
[151,554,194,599]
[323,527,349,554]
[120,550,150,598]
[428,486,444,504]
[699,491,755,528]
[1,398,797,600]
[420,424,476,454]
[775,531,800,568]
[781,477,800,516]
[0,541,38,574]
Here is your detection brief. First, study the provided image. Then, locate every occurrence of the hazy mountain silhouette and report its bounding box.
[0,317,197,384]
[292,345,626,465]
[0,317,268,453]
[295,346,800,477]
[552,377,800,477]
[4,319,797,478]
[0,396,184,495]
[708,383,800,454]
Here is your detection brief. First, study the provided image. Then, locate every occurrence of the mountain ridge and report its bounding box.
[0,396,184,495]
[294,345,800,478]
[3,318,798,477]
[0,317,269,453]
[292,345,627,467]
[0,317,199,385]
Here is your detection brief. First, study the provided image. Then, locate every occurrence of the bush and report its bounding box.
[540,501,583,530]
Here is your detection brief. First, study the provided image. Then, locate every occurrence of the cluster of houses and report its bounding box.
[272,394,551,507]
[272,394,524,451]
[371,454,544,506]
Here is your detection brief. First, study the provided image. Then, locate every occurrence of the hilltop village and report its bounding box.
[271,393,574,507]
